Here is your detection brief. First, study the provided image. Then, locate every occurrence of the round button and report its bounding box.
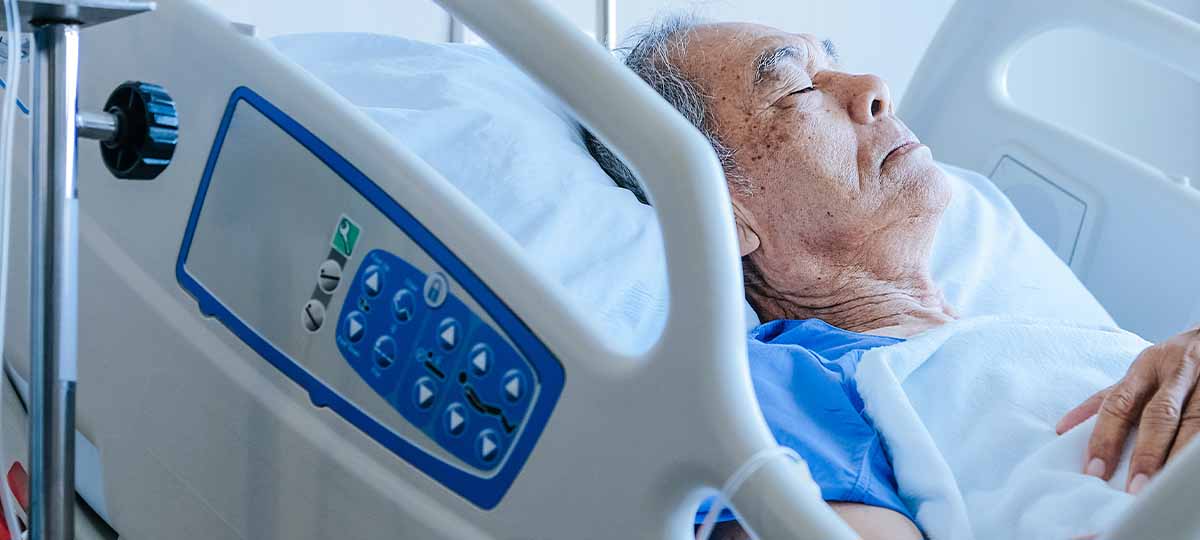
[373,335,397,369]
[301,299,325,332]
[467,343,491,377]
[392,289,416,323]
[476,429,501,463]
[317,259,342,293]
[423,272,449,308]
[501,370,526,403]
[436,318,461,352]
[443,403,468,437]
[413,377,437,410]
[362,265,383,297]
[343,311,366,343]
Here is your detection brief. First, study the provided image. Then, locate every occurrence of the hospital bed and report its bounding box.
[0,0,1196,539]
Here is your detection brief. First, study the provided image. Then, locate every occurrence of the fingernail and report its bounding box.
[1128,473,1150,495]
[1085,457,1106,478]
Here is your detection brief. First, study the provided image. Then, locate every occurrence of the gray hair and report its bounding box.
[583,14,750,205]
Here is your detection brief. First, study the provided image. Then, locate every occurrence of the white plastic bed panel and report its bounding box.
[901,0,1200,343]
[1,0,856,539]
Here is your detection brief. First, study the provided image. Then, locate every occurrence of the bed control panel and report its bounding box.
[178,87,564,509]
[335,249,536,470]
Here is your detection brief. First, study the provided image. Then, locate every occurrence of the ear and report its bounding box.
[731,198,761,257]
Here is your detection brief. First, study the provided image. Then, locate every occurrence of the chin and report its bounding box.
[892,153,952,217]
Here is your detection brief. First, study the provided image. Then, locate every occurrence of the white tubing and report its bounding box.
[695,446,802,540]
[0,0,23,535]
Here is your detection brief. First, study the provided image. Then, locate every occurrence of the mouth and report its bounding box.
[882,140,925,169]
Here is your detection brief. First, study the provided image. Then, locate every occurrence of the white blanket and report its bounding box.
[855,316,1150,540]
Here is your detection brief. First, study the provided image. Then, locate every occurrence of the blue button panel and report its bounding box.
[179,87,565,510]
[336,249,537,471]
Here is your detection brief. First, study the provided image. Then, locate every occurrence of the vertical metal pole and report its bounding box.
[596,0,616,50]
[448,16,466,43]
[30,22,79,540]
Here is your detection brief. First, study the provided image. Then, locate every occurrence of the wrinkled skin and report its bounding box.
[673,21,943,540]
[676,22,955,338]
[672,21,1200,540]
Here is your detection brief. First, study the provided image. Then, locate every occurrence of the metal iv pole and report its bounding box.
[4,2,174,539]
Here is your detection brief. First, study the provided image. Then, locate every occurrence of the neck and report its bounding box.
[747,267,955,337]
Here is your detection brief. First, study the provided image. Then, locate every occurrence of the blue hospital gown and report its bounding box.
[695,318,914,524]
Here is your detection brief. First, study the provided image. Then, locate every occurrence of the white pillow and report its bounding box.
[272,33,670,352]
[932,164,1114,326]
[272,33,1113,347]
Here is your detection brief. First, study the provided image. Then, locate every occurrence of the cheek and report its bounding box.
[744,112,859,190]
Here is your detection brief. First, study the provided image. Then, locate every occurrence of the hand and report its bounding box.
[1056,326,1200,494]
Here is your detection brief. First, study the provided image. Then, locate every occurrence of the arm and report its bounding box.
[702,502,922,540]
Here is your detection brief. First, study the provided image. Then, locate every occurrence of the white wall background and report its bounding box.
[195,0,955,102]
[194,0,1198,180]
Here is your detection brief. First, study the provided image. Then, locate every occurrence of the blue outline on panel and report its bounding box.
[175,87,565,509]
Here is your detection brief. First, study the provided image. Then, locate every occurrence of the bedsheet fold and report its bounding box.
[855,316,1149,539]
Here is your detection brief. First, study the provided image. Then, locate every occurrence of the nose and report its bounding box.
[827,72,893,124]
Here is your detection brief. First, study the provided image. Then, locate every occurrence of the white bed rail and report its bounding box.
[10,0,858,537]
[449,0,617,50]
[902,2,1200,538]
[901,0,1200,343]
[434,1,855,538]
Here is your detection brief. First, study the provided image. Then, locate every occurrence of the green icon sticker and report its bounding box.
[331,215,361,258]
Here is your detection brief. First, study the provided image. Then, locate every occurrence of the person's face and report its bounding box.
[677,23,950,287]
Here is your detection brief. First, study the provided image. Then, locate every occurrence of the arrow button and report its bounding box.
[468,344,490,376]
[413,377,437,410]
[502,370,526,403]
[476,429,501,463]
[443,403,467,436]
[344,312,366,343]
[362,266,383,297]
[436,318,461,352]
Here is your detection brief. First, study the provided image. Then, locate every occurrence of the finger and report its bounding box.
[1127,381,1192,492]
[1167,387,1200,463]
[1085,376,1155,480]
[1058,386,1110,435]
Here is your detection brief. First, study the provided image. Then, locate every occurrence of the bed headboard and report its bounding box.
[900,0,1200,341]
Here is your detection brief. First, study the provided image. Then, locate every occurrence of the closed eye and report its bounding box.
[789,86,816,96]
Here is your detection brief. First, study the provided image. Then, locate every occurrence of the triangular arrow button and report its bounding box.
[480,434,498,461]
[437,320,459,350]
[505,378,521,400]
[346,316,364,342]
[364,271,381,296]
[417,383,434,408]
[449,410,464,432]
[472,351,488,374]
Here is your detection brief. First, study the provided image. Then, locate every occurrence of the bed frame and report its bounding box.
[2,0,853,538]
[1,0,1198,538]
[901,0,1200,343]
[901,3,1200,536]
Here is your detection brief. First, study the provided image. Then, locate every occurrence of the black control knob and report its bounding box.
[99,81,178,180]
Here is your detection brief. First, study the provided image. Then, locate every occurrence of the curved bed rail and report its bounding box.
[901,0,1200,343]
[903,1,1200,538]
[435,1,855,538]
[39,0,859,537]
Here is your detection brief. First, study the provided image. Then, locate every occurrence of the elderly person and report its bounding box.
[586,16,1200,540]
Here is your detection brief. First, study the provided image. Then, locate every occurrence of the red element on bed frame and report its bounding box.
[0,462,28,540]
